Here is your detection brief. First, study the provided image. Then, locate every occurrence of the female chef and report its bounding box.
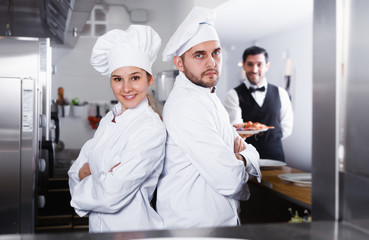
[68,25,166,233]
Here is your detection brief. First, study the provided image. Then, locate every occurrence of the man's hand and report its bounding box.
[78,162,91,181]
[235,153,246,166]
[109,162,121,172]
[234,136,246,153]
[234,136,247,166]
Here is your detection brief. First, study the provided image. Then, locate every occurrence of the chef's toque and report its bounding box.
[90,25,161,76]
[162,7,219,62]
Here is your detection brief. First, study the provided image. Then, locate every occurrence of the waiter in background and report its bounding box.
[224,46,293,162]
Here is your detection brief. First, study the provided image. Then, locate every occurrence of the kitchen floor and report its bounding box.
[36,149,88,233]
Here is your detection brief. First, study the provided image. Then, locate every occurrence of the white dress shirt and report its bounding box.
[156,72,261,229]
[68,98,166,233]
[224,78,293,139]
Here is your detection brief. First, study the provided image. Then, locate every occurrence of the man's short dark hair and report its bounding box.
[242,46,269,63]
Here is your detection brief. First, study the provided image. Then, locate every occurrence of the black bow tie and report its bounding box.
[249,86,265,93]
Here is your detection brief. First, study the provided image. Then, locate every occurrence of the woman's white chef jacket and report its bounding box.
[156,72,261,229]
[68,98,166,233]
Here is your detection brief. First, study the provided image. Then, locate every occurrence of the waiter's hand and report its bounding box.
[238,133,254,139]
[78,163,91,181]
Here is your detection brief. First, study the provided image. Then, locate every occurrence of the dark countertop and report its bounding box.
[1,221,369,240]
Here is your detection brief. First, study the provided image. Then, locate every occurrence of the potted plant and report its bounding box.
[71,97,85,117]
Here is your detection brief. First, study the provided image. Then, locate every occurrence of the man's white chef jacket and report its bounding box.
[156,72,261,229]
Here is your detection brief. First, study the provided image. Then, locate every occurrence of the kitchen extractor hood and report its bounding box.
[0,0,95,47]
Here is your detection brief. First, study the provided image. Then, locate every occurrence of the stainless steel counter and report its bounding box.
[1,221,368,240]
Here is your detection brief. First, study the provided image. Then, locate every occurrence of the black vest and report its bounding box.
[234,83,285,161]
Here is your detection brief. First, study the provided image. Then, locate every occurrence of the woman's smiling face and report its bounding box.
[110,66,153,112]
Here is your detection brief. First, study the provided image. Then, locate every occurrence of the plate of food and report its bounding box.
[278,173,312,186]
[259,159,287,168]
[233,121,274,134]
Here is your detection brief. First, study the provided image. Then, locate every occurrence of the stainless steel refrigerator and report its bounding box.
[0,37,53,234]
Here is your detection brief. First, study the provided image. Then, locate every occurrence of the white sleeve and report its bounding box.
[232,128,261,182]
[67,139,94,216]
[278,87,294,139]
[69,124,166,214]
[224,89,244,124]
[165,97,248,200]
[67,115,112,216]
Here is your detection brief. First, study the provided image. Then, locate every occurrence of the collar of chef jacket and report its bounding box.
[113,97,150,124]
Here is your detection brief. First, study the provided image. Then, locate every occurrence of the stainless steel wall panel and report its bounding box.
[343,172,369,230]
[342,0,369,227]
[312,0,339,221]
[313,0,369,231]
[344,0,369,176]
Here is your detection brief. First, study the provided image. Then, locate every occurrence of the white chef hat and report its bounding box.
[162,7,219,62]
[90,25,161,76]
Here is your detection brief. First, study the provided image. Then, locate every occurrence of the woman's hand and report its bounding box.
[78,163,91,181]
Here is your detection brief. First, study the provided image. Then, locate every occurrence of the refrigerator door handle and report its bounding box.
[42,140,55,178]
[51,111,60,143]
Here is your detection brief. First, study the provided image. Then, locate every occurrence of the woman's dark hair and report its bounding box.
[242,46,269,63]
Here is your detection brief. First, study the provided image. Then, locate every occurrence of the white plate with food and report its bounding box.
[236,128,269,135]
[259,159,287,168]
[233,121,273,135]
[278,173,312,186]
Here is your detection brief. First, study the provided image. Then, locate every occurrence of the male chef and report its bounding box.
[156,7,261,229]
